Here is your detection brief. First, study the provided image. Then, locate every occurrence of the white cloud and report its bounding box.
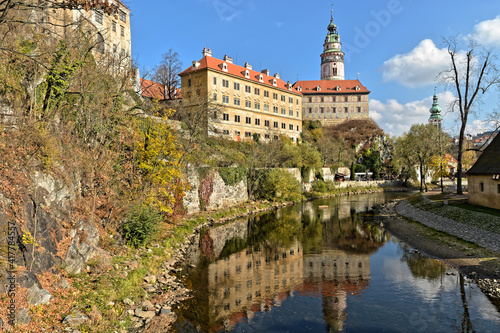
[470,16,500,47]
[370,91,456,136]
[465,119,498,136]
[382,39,450,87]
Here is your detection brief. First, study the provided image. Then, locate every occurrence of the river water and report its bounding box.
[171,193,500,332]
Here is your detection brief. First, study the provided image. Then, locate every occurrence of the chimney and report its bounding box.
[223,54,233,64]
[274,73,280,79]
[261,69,270,76]
[202,47,212,57]
[244,62,253,70]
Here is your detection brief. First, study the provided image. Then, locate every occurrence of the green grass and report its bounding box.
[451,202,500,218]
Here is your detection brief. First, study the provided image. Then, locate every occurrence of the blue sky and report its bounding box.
[127,0,500,137]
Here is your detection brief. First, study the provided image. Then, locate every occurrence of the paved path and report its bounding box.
[396,200,500,253]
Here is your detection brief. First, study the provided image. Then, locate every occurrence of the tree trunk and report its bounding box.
[456,117,467,195]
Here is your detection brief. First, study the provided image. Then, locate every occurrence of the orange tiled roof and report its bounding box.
[180,55,302,96]
[293,79,370,94]
[140,78,165,100]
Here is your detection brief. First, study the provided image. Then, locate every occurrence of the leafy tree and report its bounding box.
[362,145,381,179]
[439,36,500,194]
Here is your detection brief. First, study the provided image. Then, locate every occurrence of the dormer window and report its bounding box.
[222,62,228,72]
[272,78,277,86]
[245,70,250,78]
[355,85,360,91]
[336,85,341,91]
[297,86,302,92]
[259,74,263,82]
[316,85,321,91]
[192,61,200,69]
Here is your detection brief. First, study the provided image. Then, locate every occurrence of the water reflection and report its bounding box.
[172,193,500,333]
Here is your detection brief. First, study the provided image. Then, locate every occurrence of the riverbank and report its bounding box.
[378,192,500,302]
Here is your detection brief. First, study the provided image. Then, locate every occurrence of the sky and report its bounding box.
[126,0,500,137]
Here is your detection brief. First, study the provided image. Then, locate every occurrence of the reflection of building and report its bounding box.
[180,48,303,142]
[294,9,370,125]
[208,241,304,329]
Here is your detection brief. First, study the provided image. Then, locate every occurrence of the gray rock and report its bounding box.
[134,308,155,319]
[123,298,134,306]
[60,277,71,289]
[63,310,89,326]
[144,275,156,284]
[142,300,154,309]
[160,307,172,315]
[64,221,100,274]
[27,284,52,305]
[16,308,30,325]
[0,316,3,327]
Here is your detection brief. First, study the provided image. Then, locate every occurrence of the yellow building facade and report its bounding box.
[180,48,303,142]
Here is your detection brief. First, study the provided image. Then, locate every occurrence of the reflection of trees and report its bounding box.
[401,246,445,280]
[459,273,475,333]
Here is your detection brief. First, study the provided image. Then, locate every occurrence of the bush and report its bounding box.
[218,167,248,186]
[312,180,327,193]
[122,205,163,248]
[256,169,302,202]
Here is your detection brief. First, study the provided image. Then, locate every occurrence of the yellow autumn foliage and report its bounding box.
[135,111,187,214]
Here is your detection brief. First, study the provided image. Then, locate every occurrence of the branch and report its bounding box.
[0,46,49,69]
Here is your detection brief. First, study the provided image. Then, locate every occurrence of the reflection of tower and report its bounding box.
[320,7,345,80]
[323,291,347,332]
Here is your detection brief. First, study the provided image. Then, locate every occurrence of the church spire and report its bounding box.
[321,5,344,80]
[429,88,443,130]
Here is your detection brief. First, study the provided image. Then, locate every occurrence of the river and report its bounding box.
[170,192,500,332]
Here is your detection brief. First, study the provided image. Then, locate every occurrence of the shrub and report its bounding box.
[122,205,163,248]
[257,169,302,202]
[218,167,248,186]
[312,180,327,193]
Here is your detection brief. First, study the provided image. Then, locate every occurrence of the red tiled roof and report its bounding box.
[293,79,370,94]
[140,78,165,100]
[180,55,302,96]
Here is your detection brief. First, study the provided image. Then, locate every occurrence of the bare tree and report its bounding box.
[153,49,183,100]
[439,36,500,194]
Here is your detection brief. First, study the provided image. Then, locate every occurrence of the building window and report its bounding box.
[296,98,299,105]
[308,97,312,103]
[281,123,286,129]
[222,79,229,88]
[358,96,362,101]
[222,95,229,103]
[345,96,348,102]
[480,182,484,192]
[357,107,361,113]
[332,96,336,102]
[213,77,217,85]
[213,93,217,101]
[245,100,251,108]
[281,107,285,115]
[289,109,293,116]
[320,107,324,113]
[264,104,269,112]
[332,107,336,113]
[255,102,260,110]
[113,44,117,53]
[281,95,286,102]
[264,90,269,98]
[255,119,260,126]
[273,93,278,100]
[297,125,300,131]
[245,85,251,93]
[121,25,124,37]
[234,82,240,90]
[234,97,240,106]
[289,124,293,130]
[273,121,278,128]
[235,115,241,123]
[308,108,312,113]
[265,134,270,139]
[112,21,116,32]
[245,132,252,137]
[223,113,229,121]
[245,117,251,124]
[344,107,348,113]
[254,88,260,95]
[119,10,127,22]
[223,129,229,135]
[94,10,103,24]
[235,130,241,136]
[273,106,278,113]
[321,97,324,102]
[265,120,270,127]
[188,79,191,87]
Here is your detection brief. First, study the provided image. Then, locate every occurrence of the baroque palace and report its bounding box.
[176,9,370,141]
[294,11,370,125]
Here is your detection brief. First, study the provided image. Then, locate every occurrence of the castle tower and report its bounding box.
[429,90,443,131]
[320,8,345,80]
